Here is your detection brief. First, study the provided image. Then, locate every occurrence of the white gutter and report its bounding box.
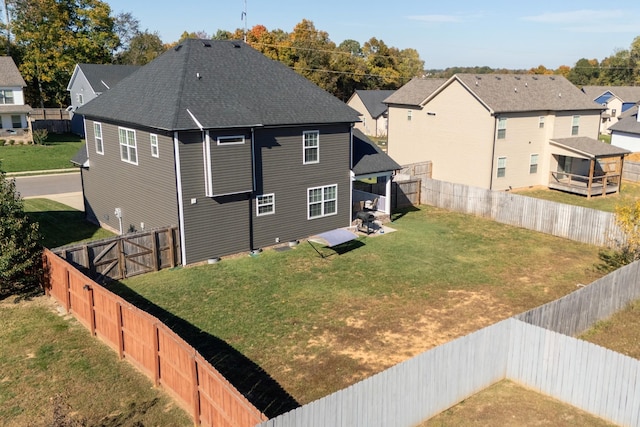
[173,131,187,266]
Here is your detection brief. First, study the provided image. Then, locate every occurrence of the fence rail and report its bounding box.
[43,249,267,427]
[29,108,69,120]
[261,260,640,427]
[623,161,640,182]
[421,178,626,247]
[53,226,180,281]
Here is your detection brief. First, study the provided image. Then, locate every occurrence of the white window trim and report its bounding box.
[497,156,507,178]
[497,117,507,139]
[150,133,159,158]
[256,193,275,216]
[303,130,320,165]
[571,115,580,136]
[407,110,412,121]
[307,184,338,220]
[118,126,138,165]
[217,135,245,145]
[538,116,545,129]
[530,153,539,174]
[94,122,103,155]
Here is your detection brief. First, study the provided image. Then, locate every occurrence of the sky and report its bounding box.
[105,0,640,70]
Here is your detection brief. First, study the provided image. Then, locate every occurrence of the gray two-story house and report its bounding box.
[75,39,360,265]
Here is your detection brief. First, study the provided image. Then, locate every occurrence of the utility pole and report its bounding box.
[241,0,247,42]
[3,0,10,54]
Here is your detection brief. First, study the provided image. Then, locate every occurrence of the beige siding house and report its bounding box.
[582,86,640,135]
[386,74,628,197]
[347,89,395,137]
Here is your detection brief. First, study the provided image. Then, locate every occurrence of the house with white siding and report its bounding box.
[0,57,31,142]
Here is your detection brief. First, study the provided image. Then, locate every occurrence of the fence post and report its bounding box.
[168,228,176,268]
[64,268,71,313]
[191,355,201,425]
[152,230,159,272]
[83,284,96,336]
[116,301,124,359]
[117,239,126,279]
[153,324,160,386]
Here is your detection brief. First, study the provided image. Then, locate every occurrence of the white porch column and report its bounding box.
[384,175,392,214]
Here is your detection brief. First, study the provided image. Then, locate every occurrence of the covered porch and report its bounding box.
[549,137,630,198]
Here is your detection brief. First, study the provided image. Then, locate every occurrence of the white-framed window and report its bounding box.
[11,115,21,128]
[308,184,337,219]
[256,193,275,216]
[407,110,412,121]
[118,127,138,165]
[150,134,159,158]
[530,154,539,174]
[571,115,580,136]
[0,89,14,105]
[611,108,617,117]
[497,156,507,178]
[497,117,507,139]
[303,130,319,164]
[77,93,84,105]
[538,116,545,129]
[217,135,245,145]
[94,122,103,154]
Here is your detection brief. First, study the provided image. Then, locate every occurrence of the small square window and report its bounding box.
[539,116,545,129]
[217,135,245,145]
[256,193,275,216]
[150,134,159,158]
[407,110,412,121]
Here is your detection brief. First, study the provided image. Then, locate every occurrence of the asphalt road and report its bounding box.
[12,172,82,197]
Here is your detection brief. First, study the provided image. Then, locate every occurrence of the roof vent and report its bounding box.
[495,76,501,80]
[550,76,555,80]
[174,44,183,51]
[202,41,211,47]
[515,76,520,80]
[558,93,562,98]
[232,41,241,48]
[475,80,479,86]
[532,76,538,80]
[196,72,202,79]
[525,82,528,87]
[514,87,517,93]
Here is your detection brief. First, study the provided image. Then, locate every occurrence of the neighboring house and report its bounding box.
[67,63,140,135]
[347,89,396,137]
[351,129,401,215]
[581,86,640,135]
[610,108,640,152]
[0,56,32,141]
[386,74,628,197]
[74,39,361,265]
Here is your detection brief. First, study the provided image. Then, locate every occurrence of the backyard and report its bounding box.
[0,133,82,173]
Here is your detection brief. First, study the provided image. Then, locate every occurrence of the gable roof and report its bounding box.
[550,137,630,158]
[0,57,26,87]
[581,85,640,103]
[352,129,401,175]
[351,89,396,118]
[67,63,140,93]
[609,115,640,136]
[76,39,360,131]
[383,77,447,106]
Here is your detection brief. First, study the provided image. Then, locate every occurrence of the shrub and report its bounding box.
[33,129,48,145]
[0,163,43,297]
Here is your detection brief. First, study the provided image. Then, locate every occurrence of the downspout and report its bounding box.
[349,124,354,226]
[174,131,187,266]
[488,115,498,190]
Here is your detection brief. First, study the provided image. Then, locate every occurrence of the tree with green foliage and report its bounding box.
[599,199,640,272]
[0,164,43,296]
[566,58,600,86]
[116,30,166,65]
[8,0,119,107]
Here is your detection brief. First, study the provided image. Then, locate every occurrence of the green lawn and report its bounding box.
[116,206,605,407]
[0,296,192,427]
[24,198,114,248]
[514,181,640,212]
[0,133,83,172]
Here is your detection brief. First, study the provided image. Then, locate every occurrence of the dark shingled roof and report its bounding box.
[70,143,89,167]
[352,129,401,175]
[550,137,630,158]
[0,57,26,87]
[610,115,640,136]
[353,89,396,118]
[76,63,140,93]
[384,78,447,106]
[76,39,360,131]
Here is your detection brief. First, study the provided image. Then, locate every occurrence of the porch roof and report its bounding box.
[352,129,401,176]
[550,137,630,159]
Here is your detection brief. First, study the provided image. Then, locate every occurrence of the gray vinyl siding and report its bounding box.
[252,125,351,249]
[177,125,352,264]
[82,119,179,233]
[208,130,253,196]
[177,130,252,263]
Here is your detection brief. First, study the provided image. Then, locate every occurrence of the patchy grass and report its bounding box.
[0,296,192,427]
[514,181,640,212]
[419,380,616,426]
[579,299,640,359]
[117,206,604,406]
[24,198,114,248]
[0,133,82,172]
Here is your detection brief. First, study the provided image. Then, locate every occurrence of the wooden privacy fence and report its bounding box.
[53,226,180,281]
[623,161,640,182]
[422,178,626,247]
[29,108,68,120]
[262,260,640,427]
[43,248,267,427]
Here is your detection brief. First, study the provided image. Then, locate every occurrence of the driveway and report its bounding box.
[13,172,84,211]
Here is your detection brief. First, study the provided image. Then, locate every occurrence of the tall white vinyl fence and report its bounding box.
[421,178,626,247]
[260,260,640,427]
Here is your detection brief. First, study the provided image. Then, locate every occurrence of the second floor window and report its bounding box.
[539,116,545,129]
[497,156,507,178]
[497,118,507,139]
[94,122,103,154]
[119,127,138,165]
[150,134,159,158]
[530,154,539,174]
[0,89,14,104]
[572,115,580,136]
[303,130,319,164]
